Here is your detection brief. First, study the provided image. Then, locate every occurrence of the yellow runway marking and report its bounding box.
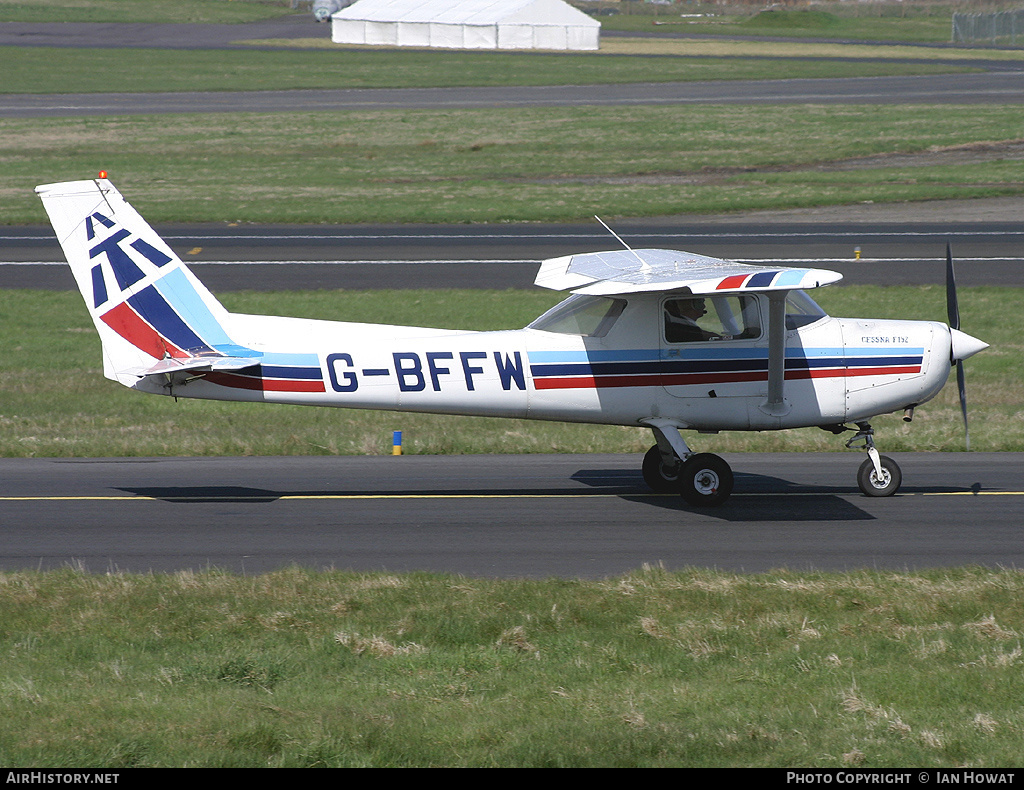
[1,491,1022,502]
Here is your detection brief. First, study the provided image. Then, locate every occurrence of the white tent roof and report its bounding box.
[335,0,599,28]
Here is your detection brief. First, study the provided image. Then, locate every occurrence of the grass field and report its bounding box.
[0,285,1014,458]
[600,6,959,43]
[600,35,1024,63]
[3,564,1024,767]
[0,41,980,95]
[5,104,1024,225]
[0,0,293,24]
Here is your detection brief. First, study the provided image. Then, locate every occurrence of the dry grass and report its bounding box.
[601,36,1024,62]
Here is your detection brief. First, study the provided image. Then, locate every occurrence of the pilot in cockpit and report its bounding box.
[664,297,721,343]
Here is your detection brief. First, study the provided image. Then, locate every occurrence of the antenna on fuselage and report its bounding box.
[595,215,651,273]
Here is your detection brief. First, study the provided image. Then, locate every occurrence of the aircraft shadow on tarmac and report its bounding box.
[569,469,875,522]
[112,464,980,522]
[570,468,982,522]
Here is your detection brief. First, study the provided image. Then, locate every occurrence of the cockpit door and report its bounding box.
[659,294,767,399]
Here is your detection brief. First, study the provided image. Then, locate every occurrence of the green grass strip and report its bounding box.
[4,104,1024,224]
[0,0,292,24]
[0,43,973,96]
[2,565,1024,767]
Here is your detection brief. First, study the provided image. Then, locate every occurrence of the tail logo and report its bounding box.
[86,211,173,307]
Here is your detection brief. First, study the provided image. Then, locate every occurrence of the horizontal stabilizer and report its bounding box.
[126,355,262,380]
[535,248,842,295]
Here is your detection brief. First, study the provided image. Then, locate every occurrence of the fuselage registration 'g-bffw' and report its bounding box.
[35,178,988,506]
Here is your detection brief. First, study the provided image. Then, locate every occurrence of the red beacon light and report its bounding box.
[97,170,108,179]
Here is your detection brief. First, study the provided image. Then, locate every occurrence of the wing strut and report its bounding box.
[760,292,791,417]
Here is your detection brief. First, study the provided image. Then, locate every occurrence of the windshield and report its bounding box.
[528,294,626,338]
[785,290,828,330]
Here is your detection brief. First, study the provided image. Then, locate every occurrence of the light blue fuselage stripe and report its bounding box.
[529,347,924,363]
[153,268,320,368]
[153,268,235,349]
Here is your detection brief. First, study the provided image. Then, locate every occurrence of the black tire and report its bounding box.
[642,444,681,493]
[857,455,902,497]
[678,453,733,507]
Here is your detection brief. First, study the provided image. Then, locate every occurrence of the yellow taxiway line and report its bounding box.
[1,491,1022,502]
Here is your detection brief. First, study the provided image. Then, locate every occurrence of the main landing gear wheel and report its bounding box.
[642,445,681,493]
[857,455,902,497]
[678,453,733,507]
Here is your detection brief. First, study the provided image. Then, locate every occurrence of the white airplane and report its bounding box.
[35,177,988,506]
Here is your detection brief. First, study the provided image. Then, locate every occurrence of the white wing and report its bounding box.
[534,248,842,295]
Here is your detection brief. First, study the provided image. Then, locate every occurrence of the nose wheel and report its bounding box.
[845,422,902,497]
[857,455,902,497]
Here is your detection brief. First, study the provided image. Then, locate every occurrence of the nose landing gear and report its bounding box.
[845,422,902,497]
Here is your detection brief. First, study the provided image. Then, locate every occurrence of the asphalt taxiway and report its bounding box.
[1,453,1021,577]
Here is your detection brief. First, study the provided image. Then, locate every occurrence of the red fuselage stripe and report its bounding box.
[204,372,326,393]
[100,301,187,359]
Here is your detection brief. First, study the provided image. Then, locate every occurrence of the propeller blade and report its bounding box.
[956,359,970,452]
[946,241,960,332]
[947,242,971,450]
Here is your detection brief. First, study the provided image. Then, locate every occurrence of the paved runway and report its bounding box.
[4,219,1022,290]
[1,453,1020,577]
[4,71,1024,119]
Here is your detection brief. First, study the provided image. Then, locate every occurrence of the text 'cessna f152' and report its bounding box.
[35,177,988,506]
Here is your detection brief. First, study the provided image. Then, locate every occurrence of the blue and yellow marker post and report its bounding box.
[392,430,403,456]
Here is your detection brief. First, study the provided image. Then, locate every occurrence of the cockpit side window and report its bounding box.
[664,295,761,343]
[785,290,828,330]
[529,294,627,338]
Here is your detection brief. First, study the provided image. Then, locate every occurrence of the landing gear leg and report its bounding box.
[846,422,902,497]
[641,425,691,493]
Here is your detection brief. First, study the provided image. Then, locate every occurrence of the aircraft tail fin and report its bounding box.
[35,177,258,386]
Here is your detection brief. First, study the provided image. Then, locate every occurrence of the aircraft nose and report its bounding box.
[950,328,988,362]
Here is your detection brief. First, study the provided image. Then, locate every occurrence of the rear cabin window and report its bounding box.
[529,294,626,338]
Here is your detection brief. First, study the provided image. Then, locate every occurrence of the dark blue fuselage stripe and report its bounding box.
[126,285,215,355]
[259,365,323,380]
[843,356,922,367]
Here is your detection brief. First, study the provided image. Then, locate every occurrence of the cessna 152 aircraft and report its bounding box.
[35,177,988,506]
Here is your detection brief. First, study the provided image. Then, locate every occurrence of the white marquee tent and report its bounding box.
[331,0,600,51]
